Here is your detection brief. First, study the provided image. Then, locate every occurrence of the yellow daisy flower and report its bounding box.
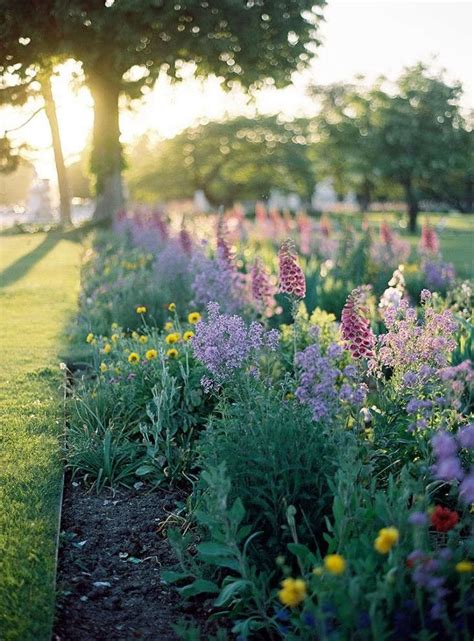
[183,331,195,342]
[165,332,181,345]
[164,322,173,331]
[145,349,158,360]
[86,332,94,344]
[103,343,112,354]
[374,527,399,554]
[455,560,473,573]
[166,348,178,358]
[128,352,140,364]
[187,311,201,324]
[136,305,147,314]
[168,303,176,312]
[100,362,108,373]
[111,334,119,343]
[323,554,346,575]
[139,335,148,344]
[278,578,307,608]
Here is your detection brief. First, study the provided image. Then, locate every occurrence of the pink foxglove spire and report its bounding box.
[380,221,395,246]
[420,221,440,255]
[179,221,193,255]
[216,217,234,266]
[278,240,306,298]
[251,257,276,314]
[341,286,376,360]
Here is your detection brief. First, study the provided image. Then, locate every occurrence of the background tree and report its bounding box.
[372,63,471,231]
[309,82,383,210]
[0,2,71,224]
[126,115,314,207]
[53,0,325,219]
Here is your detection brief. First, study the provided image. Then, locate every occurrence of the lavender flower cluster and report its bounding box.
[423,259,456,292]
[378,293,458,376]
[431,426,474,504]
[295,334,367,422]
[192,302,279,390]
[408,549,452,620]
[191,250,248,315]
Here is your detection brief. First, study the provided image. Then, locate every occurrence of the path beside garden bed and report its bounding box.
[0,230,84,641]
[53,479,182,641]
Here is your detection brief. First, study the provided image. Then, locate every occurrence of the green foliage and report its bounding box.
[198,380,337,564]
[68,320,212,488]
[164,463,274,639]
[309,65,473,224]
[127,116,315,206]
[1,0,326,208]
[281,449,473,641]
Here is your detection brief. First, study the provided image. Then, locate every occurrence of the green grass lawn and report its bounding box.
[0,230,84,641]
[330,212,474,279]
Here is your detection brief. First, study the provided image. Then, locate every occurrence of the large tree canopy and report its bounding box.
[371,63,472,230]
[309,64,473,228]
[126,115,314,206]
[1,0,325,219]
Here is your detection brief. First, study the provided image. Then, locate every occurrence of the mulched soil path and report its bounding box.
[53,478,185,641]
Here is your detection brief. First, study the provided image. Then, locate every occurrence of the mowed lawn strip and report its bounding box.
[0,231,83,641]
[335,212,474,278]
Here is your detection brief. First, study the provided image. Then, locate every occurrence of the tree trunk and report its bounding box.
[357,180,372,212]
[41,73,71,226]
[404,180,418,233]
[465,174,473,213]
[88,74,124,221]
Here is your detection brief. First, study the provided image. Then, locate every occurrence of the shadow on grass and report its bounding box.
[0,227,86,289]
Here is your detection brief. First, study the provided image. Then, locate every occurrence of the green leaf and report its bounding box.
[135,464,156,476]
[197,542,234,557]
[228,498,245,528]
[161,570,189,584]
[214,579,251,607]
[178,579,219,598]
[287,542,316,566]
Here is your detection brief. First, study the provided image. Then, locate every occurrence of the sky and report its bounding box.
[1,0,472,182]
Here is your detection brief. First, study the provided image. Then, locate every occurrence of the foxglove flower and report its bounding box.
[380,221,395,245]
[216,217,234,266]
[179,223,193,255]
[341,286,376,360]
[419,221,440,256]
[251,258,276,315]
[278,240,306,298]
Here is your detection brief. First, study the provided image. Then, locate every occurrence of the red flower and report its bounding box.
[430,505,459,532]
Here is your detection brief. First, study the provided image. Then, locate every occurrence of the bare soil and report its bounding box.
[53,478,186,641]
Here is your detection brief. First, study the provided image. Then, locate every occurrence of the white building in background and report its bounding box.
[25,179,55,222]
[193,189,211,212]
[268,189,301,211]
[312,179,357,212]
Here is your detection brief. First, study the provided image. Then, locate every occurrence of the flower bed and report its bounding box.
[58,208,473,641]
